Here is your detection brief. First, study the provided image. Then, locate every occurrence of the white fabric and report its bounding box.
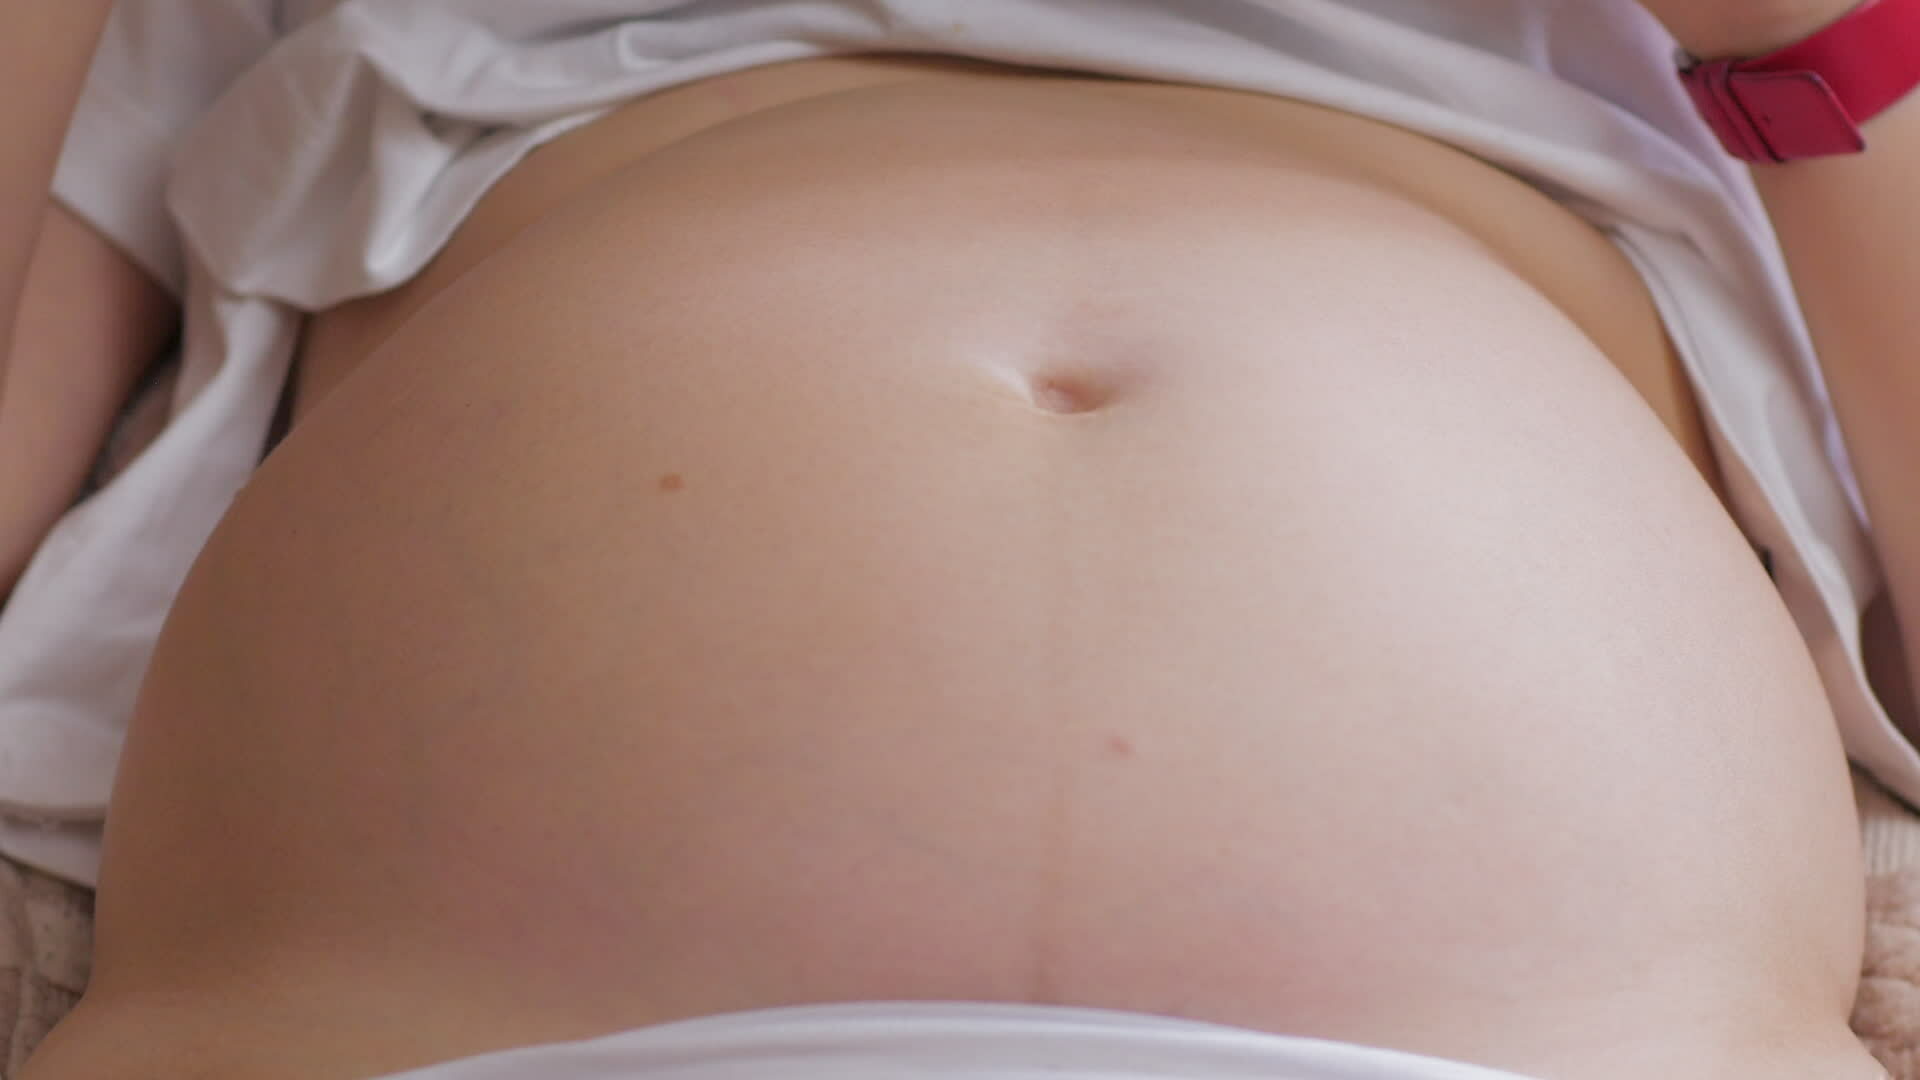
[6,0,1916,886]
[366,1002,1538,1079]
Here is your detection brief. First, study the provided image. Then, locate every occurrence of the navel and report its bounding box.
[1030,372,1113,416]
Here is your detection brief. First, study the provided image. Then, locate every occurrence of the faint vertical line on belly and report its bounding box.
[1025,443,1082,1004]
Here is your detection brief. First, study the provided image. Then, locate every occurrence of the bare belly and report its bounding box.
[46,60,1874,1080]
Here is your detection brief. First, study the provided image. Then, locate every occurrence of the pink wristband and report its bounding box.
[1680,0,1920,162]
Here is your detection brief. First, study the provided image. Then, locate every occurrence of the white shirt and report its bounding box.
[7,0,1911,886]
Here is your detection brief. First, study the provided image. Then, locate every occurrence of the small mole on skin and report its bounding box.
[1105,734,1135,759]
[658,473,685,493]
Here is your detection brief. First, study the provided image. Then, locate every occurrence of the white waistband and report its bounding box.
[373,1001,1539,1079]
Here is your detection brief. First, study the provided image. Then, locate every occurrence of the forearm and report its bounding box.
[0,206,175,592]
[0,1,118,352]
[1668,2,1920,710]
[1759,140,1920,703]
[0,4,176,596]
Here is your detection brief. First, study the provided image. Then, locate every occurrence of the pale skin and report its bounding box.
[0,5,1906,1080]
[0,3,175,598]
[1,5,1905,693]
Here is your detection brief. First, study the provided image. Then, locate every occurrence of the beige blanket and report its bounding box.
[1,779,1915,1077]
[0,860,89,1077]
[1856,771,1920,1075]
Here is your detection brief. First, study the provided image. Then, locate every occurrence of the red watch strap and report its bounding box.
[1683,0,1920,162]
[1685,62,1863,160]
[1762,0,1920,118]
